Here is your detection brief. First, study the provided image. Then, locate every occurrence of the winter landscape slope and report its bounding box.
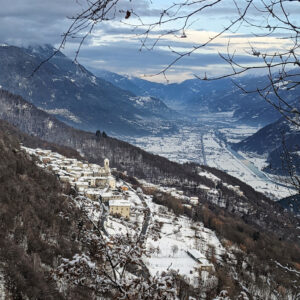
[279,194,300,216]
[0,44,177,135]
[233,117,300,174]
[0,123,84,299]
[1,111,300,299]
[0,89,299,239]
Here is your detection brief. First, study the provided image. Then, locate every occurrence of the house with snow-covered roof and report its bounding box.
[109,200,131,219]
[190,196,199,205]
[84,189,102,201]
[187,249,214,272]
[100,191,123,203]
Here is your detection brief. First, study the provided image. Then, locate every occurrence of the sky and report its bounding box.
[0,0,298,82]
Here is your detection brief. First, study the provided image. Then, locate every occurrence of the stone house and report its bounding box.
[109,200,131,219]
[190,196,199,205]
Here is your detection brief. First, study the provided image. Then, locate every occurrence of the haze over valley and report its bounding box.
[0,1,300,298]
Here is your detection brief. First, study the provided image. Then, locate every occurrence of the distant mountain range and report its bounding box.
[0,43,298,134]
[233,117,300,174]
[0,44,177,136]
[96,69,299,126]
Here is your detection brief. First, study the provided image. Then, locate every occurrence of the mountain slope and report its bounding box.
[0,89,214,186]
[278,194,300,216]
[0,44,177,136]
[1,89,300,241]
[0,120,86,299]
[233,117,300,174]
[96,69,299,126]
[1,119,300,299]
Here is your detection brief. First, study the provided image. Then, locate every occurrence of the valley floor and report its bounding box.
[123,114,294,200]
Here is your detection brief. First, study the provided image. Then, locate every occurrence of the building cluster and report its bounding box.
[140,180,200,205]
[21,146,131,219]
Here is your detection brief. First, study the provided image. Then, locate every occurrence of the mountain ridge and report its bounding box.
[0,44,177,136]
[95,69,299,126]
[232,116,300,174]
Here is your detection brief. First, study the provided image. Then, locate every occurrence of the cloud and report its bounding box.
[69,37,263,82]
[0,0,78,46]
[0,0,295,82]
[0,0,157,45]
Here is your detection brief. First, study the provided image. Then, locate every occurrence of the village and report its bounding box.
[21,146,132,219]
[20,145,211,219]
[21,145,220,286]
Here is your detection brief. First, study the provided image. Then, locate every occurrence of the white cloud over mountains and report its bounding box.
[0,0,295,82]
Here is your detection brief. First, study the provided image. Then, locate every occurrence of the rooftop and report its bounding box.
[187,249,206,260]
[109,200,131,207]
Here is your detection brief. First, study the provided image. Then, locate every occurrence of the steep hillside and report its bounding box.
[279,194,300,216]
[1,121,300,299]
[0,122,87,299]
[233,117,300,174]
[0,89,214,187]
[1,89,300,243]
[0,44,177,136]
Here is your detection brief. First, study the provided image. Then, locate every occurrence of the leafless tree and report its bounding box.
[54,0,300,125]
[38,0,299,190]
[171,244,179,256]
[55,195,178,299]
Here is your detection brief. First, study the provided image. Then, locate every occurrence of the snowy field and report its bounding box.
[218,125,260,143]
[124,125,205,164]
[143,195,224,287]
[203,130,293,199]
[124,121,294,200]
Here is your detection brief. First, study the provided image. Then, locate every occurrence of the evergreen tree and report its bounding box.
[95,130,101,139]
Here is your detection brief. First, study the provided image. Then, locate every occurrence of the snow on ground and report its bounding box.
[203,130,293,199]
[123,116,294,201]
[143,195,225,286]
[40,108,82,124]
[124,126,205,164]
[198,171,220,183]
[20,145,226,291]
[219,125,260,143]
[106,216,130,235]
[125,121,293,199]
[0,269,6,300]
[237,151,269,171]
[105,185,145,236]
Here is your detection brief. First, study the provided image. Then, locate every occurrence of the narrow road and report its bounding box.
[122,181,151,239]
[213,129,295,190]
[138,193,151,238]
[200,133,207,165]
[98,200,109,236]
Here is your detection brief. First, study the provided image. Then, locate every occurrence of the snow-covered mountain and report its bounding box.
[96,69,299,127]
[0,44,177,136]
[233,117,300,174]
